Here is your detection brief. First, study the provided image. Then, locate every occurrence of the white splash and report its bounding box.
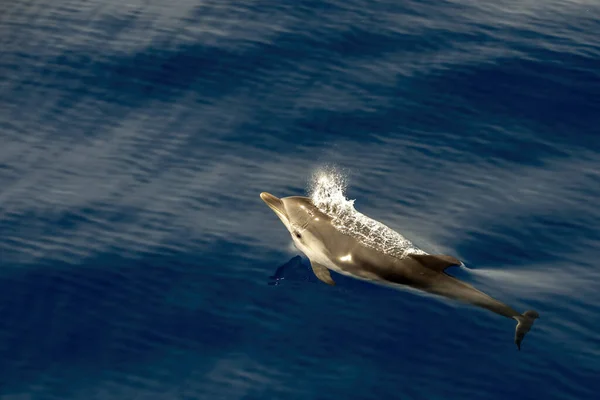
[309,167,426,259]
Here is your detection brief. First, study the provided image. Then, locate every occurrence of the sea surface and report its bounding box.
[1,1,599,399]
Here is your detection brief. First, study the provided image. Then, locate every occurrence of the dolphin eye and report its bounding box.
[294,232,302,239]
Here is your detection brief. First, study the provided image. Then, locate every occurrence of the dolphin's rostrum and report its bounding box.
[260,192,539,350]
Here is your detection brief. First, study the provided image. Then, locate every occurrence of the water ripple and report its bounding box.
[1,0,599,399]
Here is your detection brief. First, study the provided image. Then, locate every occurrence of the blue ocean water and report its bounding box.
[1,0,599,399]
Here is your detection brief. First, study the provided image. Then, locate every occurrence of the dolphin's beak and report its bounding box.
[260,192,287,219]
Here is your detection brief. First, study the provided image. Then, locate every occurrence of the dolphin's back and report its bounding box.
[312,200,425,260]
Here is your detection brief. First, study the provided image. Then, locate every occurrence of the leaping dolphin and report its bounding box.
[260,192,539,350]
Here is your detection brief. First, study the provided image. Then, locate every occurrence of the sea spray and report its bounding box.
[309,167,426,259]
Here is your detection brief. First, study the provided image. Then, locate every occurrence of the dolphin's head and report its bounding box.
[260,192,331,251]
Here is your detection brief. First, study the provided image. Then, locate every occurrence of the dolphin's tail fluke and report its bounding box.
[514,310,539,350]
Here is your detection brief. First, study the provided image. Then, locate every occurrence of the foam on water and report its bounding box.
[309,167,426,259]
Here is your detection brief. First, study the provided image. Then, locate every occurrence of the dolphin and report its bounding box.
[260,192,539,350]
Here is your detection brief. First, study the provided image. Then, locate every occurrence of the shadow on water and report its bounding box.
[268,255,317,286]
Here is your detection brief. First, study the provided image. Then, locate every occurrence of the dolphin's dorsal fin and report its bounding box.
[310,261,335,286]
[409,254,461,272]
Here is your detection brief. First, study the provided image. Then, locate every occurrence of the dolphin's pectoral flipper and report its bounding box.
[408,254,461,273]
[310,261,335,286]
[514,310,540,350]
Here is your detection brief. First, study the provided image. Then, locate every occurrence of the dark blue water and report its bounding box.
[1,1,599,399]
